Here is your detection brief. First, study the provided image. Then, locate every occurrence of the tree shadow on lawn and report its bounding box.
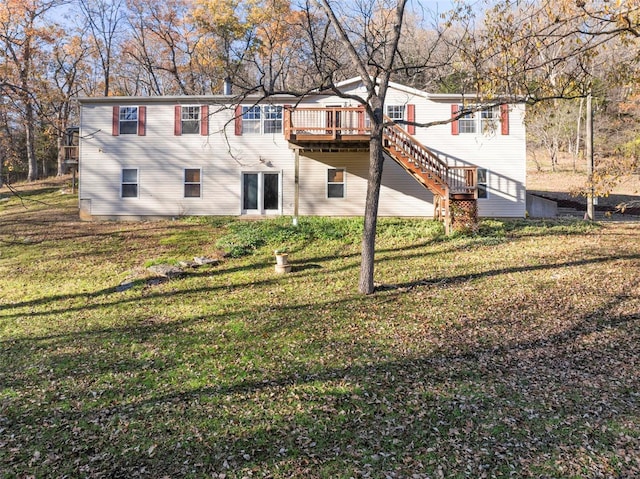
[0,236,436,316]
[2,281,639,477]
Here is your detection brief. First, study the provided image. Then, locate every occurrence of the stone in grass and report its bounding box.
[178,260,198,268]
[147,264,184,278]
[194,256,219,266]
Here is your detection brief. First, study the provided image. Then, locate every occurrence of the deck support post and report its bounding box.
[444,193,451,235]
[293,148,300,226]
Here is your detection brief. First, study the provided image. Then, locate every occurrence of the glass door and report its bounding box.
[242,172,281,214]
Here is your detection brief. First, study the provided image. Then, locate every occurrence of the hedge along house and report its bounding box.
[75,78,526,228]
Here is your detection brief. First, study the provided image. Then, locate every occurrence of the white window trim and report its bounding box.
[327,167,346,199]
[242,105,283,135]
[184,168,202,198]
[458,105,500,135]
[181,106,201,135]
[121,168,139,198]
[477,168,489,199]
[386,105,405,122]
[119,106,138,135]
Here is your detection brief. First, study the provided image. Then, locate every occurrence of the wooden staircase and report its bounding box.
[283,106,478,232]
[382,118,478,233]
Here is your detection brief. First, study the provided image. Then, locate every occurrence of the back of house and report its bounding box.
[76,78,526,221]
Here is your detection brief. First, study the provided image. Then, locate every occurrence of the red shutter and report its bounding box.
[200,105,209,136]
[174,105,182,136]
[407,104,415,135]
[500,104,510,135]
[138,106,146,136]
[451,104,459,135]
[235,105,242,136]
[284,104,292,138]
[112,106,119,136]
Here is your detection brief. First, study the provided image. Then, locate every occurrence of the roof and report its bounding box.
[76,77,524,105]
[76,93,299,104]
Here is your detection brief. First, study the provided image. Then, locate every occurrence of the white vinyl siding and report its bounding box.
[78,83,526,219]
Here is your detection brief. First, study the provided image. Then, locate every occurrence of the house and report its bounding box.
[75,78,526,227]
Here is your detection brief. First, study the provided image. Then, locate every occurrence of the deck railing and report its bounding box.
[284,106,370,141]
[448,166,477,197]
[64,145,79,163]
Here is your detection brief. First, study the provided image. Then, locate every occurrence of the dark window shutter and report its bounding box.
[200,105,209,136]
[283,104,292,137]
[112,106,119,136]
[407,104,415,135]
[451,104,459,135]
[138,106,146,136]
[174,105,182,136]
[500,104,510,135]
[235,105,242,135]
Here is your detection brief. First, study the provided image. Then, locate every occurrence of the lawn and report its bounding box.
[1,179,639,478]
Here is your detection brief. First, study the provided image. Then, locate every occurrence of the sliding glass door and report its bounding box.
[242,172,281,214]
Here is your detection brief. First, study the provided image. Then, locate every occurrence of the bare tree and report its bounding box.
[78,0,125,96]
[0,0,66,181]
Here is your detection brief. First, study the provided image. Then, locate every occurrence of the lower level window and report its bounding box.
[184,168,202,198]
[477,168,488,199]
[121,168,138,198]
[327,168,345,198]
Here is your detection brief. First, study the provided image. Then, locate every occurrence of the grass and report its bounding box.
[1,178,639,478]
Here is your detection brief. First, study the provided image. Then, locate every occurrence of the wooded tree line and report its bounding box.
[1,0,638,183]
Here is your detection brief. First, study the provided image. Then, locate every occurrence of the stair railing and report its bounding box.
[382,118,449,192]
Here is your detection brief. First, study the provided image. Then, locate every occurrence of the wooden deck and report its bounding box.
[284,106,478,231]
[284,106,372,143]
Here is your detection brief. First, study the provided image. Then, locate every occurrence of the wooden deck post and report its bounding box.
[293,148,300,225]
[444,190,451,235]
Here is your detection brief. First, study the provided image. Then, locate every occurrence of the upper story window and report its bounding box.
[263,106,283,134]
[386,105,405,123]
[113,106,145,136]
[119,107,138,134]
[175,105,208,136]
[480,107,500,133]
[242,106,261,134]
[458,107,476,134]
[453,104,509,136]
[239,105,283,135]
[181,106,200,134]
[386,104,415,134]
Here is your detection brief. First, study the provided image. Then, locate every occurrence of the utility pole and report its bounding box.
[586,92,594,221]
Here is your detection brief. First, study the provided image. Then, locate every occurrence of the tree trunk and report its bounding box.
[25,100,38,182]
[57,132,66,176]
[57,110,67,176]
[358,119,385,295]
